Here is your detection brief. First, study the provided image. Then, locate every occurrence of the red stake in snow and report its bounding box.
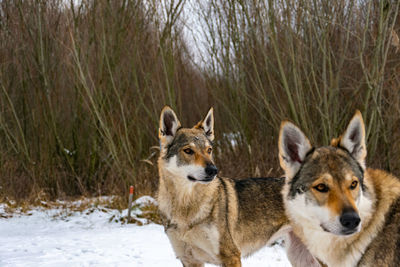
[127,186,134,222]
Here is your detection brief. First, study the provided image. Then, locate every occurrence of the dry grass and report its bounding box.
[0,0,207,200]
[197,0,400,179]
[0,195,125,215]
[0,194,161,225]
[0,0,399,203]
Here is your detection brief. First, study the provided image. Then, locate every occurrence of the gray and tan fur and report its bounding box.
[278,110,400,266]
[157,106,313,267]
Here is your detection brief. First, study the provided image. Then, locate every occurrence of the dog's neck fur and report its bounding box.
[157,164,219,227]
[285,168,400,267]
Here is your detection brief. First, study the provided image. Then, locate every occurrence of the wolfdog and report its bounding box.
[278,110,400,266]
[157,106,303,267]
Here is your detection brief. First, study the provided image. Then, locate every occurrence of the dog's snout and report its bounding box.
[340,211,360,230]
[205,164,218,177]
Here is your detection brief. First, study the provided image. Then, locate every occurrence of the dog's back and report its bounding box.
[233,177,288,255]
[229,176,319,266]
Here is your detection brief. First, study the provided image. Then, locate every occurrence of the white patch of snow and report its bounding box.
[0,199,290,266]
[221,132,243,148]
[133,196,157,206]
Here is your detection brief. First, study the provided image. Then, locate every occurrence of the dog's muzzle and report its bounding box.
[205,164,218,178]
[187,164,218,183]
[339,210,361,235]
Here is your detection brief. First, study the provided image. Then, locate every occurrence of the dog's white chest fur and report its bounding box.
[184,224,220,258]
[301,227,359,267]
[166,223,220,265]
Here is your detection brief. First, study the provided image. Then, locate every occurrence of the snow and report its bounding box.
[0,197,291,267]
[133,196,157,205]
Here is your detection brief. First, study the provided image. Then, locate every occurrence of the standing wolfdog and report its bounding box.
[157,106,295,267]
[278,110,400,266]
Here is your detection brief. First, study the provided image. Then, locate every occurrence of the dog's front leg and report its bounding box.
[220,256,241,267]
[181,258,204,267]
[219,254,241,267]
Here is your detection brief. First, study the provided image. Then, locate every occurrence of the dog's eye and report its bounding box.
[207,147,212,154]
[350,181,358,190]
[183,148,194,155]
[314,183,329,193]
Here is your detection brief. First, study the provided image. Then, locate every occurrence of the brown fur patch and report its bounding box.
[310,171,360,217]
[330,136,341,147]
[326,187,343,216]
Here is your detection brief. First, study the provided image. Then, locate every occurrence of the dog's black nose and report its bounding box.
[340,211,360,230]
[205,164,218,177]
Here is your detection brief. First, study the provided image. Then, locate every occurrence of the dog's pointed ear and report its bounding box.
[279,121,312,178]
[339,110,367,169]
[195,107,214,141]
[159,106,181,145]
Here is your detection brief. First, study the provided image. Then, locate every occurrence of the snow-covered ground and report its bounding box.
[0,197,290,267]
